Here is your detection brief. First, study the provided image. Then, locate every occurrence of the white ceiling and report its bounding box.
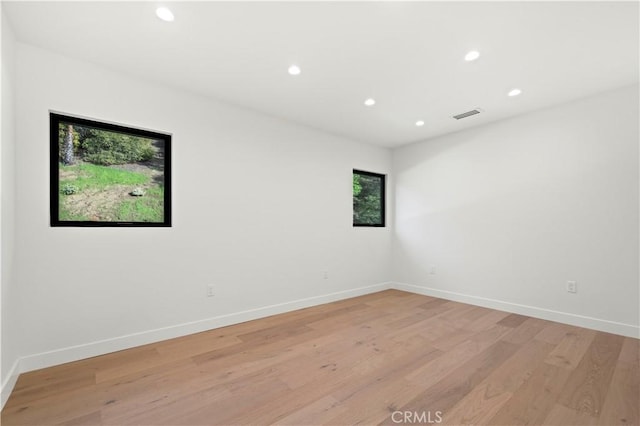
[4,1,639,148]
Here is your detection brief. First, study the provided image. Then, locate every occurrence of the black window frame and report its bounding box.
[353,169,386,227]
[50,112,172,227]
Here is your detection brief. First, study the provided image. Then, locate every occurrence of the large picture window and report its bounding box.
[353,169,385,227]
[50,112,172,227]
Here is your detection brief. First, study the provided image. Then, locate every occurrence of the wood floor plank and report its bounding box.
[545,326,597,370]
[276,395,346,425]
[153,330,243,360]
[437,302,480,322]
[235,335,443,425]
[618,336,640,365]
[558,332,624,417]
[155,379,288,426]
[99,359,224,424]
[442,385,513,426]
[461,305,494,320]
[382,340,520,425]
[327,378,425,425]
[428,328,478,352]
[103,379,231,425]
[386,314,456,344]
[305,304,393,332]
[496,313,529,328]
[420,318,476,351]
[0,384,103,426]
[535,321,578,345]
[465,309,512,332]
[236,322,314,343]
[597,355,639,425]
[2,289,637,426]
[94,348,164,384]
[58,411,102,426]
[8,360,97,404]
[363,290,426,310]
[218,340,432,424]
[416,297,450,311]
[190,327,311,366]
[488,363,572,425]
[405,325,512,388]
[502,317,549,346]
[384,307,444,330]
[452,305,495,328]
[542,404,600,426]
[324,339,443,425]
[444,339,555,425]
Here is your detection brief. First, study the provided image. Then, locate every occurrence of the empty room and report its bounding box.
[0,1,638,425]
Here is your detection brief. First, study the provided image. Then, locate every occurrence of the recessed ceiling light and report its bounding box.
[464,50,480,61]
[288,65,301,76]
[156,7,174,22]
[508,88,522,97]
[415,120,425,127]
[364,98,376,107]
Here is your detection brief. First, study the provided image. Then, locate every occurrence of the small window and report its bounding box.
[353,169,386,227]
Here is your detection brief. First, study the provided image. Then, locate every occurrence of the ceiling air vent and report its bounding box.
[453,109,482,120]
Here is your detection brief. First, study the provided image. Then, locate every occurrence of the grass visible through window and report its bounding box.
[59,162,164,222]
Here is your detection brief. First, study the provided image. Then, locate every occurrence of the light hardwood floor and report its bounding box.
[2,290,638,425]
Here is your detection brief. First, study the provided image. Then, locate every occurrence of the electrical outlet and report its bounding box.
[428,265,437,275]
[206,284,215,297]
[566,281,577,294]
[323,271,329,280]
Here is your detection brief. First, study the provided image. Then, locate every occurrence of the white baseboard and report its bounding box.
[14,282,391,383]
[1,358,20,409]
[392,282,639,339]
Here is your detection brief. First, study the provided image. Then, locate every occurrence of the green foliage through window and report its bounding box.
[353,170,385,226]
[59,123,155,166]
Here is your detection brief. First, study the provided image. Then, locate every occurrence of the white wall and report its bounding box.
[11,43,392,372]
[1,10,19,407]
[393,85,640,337]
